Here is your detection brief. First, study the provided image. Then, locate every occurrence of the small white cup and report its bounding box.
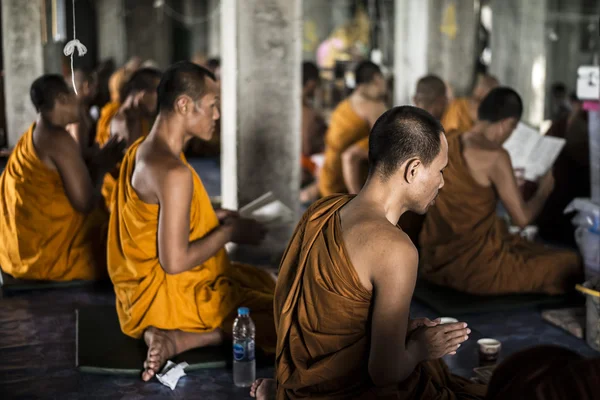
[477,338,501,365]
[438,317,459,325]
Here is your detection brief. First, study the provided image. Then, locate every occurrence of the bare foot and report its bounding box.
[142,327,224,381]
[250,378,276,399]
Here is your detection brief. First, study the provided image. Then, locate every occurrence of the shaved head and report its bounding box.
[30,74,70,112]
[120,68,162,102]
[478,87,523,123]
[472,74,499,102]
[157,61,217,113]
[414,75,447,109]
[369,106,444,178]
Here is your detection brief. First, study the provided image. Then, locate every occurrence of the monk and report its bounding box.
[251,106,484,399]
[66,68,98,152]
[420,87,582,295]
[317,61,387,196]
[441,74,498,135]
[96,68,162,211]
[341,75,448,245]
[108,56,142,103]
[299,61,327,203]
[106,61,277,382]
[0,74,124,281]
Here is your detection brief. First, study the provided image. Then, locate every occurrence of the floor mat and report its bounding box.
[413,279,579,316]
[0,270,95,292]
[76,306,229,375]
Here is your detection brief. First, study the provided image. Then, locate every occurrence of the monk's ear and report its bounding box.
[175,96,191,114]
[404,158,421,184]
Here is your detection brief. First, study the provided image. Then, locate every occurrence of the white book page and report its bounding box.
[523,136,566,181]
[503,122,541,169]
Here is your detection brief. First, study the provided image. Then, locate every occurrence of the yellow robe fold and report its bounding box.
[107,139,276,352]
[419,135,582,295]
[95,102,150,212]
[318,100,370,196]
[441,98,474,135]
[275,195,486,399]
[0,124,108,281]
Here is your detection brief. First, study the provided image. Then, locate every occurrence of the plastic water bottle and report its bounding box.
[233,307,256,387]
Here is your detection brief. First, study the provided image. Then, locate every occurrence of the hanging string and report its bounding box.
[63,0,87,95]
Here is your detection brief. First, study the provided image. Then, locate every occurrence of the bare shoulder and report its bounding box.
[132,141,192,204]
[34,126,80,166]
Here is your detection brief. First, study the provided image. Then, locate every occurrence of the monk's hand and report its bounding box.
[408,318,440,335]
[215,209,240,223]
[411,322,470,361]
[224,217,267,245]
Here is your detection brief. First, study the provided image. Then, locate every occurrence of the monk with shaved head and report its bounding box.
[106,61,277,381]
[442,73,499,135]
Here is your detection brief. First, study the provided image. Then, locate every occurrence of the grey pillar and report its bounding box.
[221,0,302,258]
[96,0,127,67]
[184,0,209,58]
[125,1,172,69]
[427,0,479,97]
[1,0,44,147]
[490,0,548,127]
[393,0,429,106]
[207,0,221,57]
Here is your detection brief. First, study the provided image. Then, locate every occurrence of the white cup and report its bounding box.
[438,317,459,325]
[477,338,501,364]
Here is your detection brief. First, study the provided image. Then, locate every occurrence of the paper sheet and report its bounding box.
[239,192,294,226]
[156,360,188,390]
[503,122,565,180]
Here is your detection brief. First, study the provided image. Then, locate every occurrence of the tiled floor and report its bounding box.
[0,157,598,398]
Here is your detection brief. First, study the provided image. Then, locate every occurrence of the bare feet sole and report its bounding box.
[142,327,178,381]
[250,378,276,400]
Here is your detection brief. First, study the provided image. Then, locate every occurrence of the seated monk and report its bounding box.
[0,75,124,281]
[317,61,387,197]
[108,56,142,103]
[420,87,582,295]
[96,68,162,211]
[106,61,277,381]
[251,106,484,399]
[299,61,327,203]
[341,75,448,245]
[66,68,98,152]
[441,74,498,135]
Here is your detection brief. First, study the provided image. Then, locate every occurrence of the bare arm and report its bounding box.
[48,133,105,214]
[342,140,369,194]
[368,235,424,386]
[156,165,234,275]
[489,150,552,228]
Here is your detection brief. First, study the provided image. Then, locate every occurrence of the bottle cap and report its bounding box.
[238,307,250,316]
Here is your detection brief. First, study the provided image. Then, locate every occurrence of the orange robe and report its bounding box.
[95,102,150,212]
[318,100,370,196]
[419,135,582,295]
[441,98,474,135]
[275,195,486,399]
[0,124,108,281]
[107,139,276,351]
[108,67,127,103]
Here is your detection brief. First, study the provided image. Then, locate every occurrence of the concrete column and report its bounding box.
[1,0,44,147]
[393,0,429,106]
[207,0,221,57]
[221,0,302,257]
[427,0,479,97]
[490,0,548,127]
[96,0,127,67]
[125,1,172,69]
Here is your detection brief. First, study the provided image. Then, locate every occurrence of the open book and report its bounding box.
[502,122,566,181]
[239,192,294,227]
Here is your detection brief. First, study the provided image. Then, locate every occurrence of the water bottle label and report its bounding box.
[233,340,255,361]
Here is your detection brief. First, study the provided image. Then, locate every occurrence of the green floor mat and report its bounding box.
[0,270,95,292]
[413,279,579,316]
[76,306,228,375]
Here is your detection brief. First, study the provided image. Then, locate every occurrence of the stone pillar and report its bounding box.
[221,0,302,258]
[125,1,172,69]
[393,0,429,106]
[490,0,548,127]
[1,0,44,147]
[96,0,127,67]
[207,0,221,57]
[427,0,479,97]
